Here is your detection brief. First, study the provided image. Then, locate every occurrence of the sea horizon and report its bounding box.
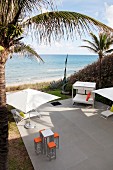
[6,54,98,87]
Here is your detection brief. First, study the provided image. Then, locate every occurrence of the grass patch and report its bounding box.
[47,89,71,100]
[6,82,50,92]
[8,111,34,170]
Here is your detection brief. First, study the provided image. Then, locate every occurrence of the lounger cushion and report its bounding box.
[86,92,91,101]
[73,94,93,105]
[110,105,113,112]
[19,112,25,118]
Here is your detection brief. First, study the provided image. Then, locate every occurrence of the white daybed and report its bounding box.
[72,81,96,106]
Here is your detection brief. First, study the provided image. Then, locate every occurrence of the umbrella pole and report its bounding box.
[24,112,36,129]
[29,112,30,123]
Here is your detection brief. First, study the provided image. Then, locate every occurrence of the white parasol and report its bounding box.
[7,89,60,128]
[93,87,113,101]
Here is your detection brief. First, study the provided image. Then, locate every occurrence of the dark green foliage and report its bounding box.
[68,54,113,89]
[49,80,63,90]
[47,89,71,100]
[81,32,113,88]
[64,83,72,94]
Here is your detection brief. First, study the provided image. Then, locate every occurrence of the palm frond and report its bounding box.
[81,32,113,56]
[24,11,113,44]
[0,0,55,25]
[105,49,113,53]
[80,45,98,53]
[99,33,106,50]
[14,43,43,62]
[90,32,100,48]
[82,39,98,51]
[105,38,113,49]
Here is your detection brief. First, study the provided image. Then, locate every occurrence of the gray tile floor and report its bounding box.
[16,99,113,170]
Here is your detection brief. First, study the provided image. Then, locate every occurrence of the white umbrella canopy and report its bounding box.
[7,89,60,113]
[93,87,113,101]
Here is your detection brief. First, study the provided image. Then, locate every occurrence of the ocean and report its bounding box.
[5,54,98,86]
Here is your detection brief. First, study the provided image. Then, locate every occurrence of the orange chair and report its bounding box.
[54,132,59,148]
[34,137,42,154]
[47,141,56,161]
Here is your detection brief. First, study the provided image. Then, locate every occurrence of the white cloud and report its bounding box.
[104,2,113,28]
[31,40,93,54]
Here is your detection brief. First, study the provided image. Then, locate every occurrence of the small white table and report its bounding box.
[41,129,54,138]
[41,129,54,154]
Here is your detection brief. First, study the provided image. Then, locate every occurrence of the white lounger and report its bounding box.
[11,109,41,123]
[101,110,113,119]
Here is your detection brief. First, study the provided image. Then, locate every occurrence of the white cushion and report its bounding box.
[73,94,93,105]
[77,89,85,94]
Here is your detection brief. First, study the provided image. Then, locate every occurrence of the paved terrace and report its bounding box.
[17,99,113,170]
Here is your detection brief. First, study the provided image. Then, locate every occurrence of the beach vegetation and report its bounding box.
[6,82,50,92]
[1,0,113,168]
[63,82,72,94]
[49,80,62,90]
[68,53,113,104]
[80,32,113,88]
[47,89,71,100]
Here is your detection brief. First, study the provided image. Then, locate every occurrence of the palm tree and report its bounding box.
[80,32,113,88]
[62,54,69,94]
[1,0,113,168]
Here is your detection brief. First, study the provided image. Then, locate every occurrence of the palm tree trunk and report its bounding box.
[99,56,102,88]
[0,62,8,170]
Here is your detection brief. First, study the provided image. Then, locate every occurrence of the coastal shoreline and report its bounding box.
[6,55,98,88]
[6,77,62,88]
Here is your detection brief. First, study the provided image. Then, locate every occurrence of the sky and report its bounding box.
[24,0,113,55]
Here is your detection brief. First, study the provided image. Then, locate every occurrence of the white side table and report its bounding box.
[41,129,54,154]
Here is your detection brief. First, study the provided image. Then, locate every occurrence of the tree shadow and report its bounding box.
[8,109,34,170]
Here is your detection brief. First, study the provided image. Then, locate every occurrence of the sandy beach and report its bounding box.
[6,77,62,87]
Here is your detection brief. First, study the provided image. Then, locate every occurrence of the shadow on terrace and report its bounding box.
[12,99,113,170]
